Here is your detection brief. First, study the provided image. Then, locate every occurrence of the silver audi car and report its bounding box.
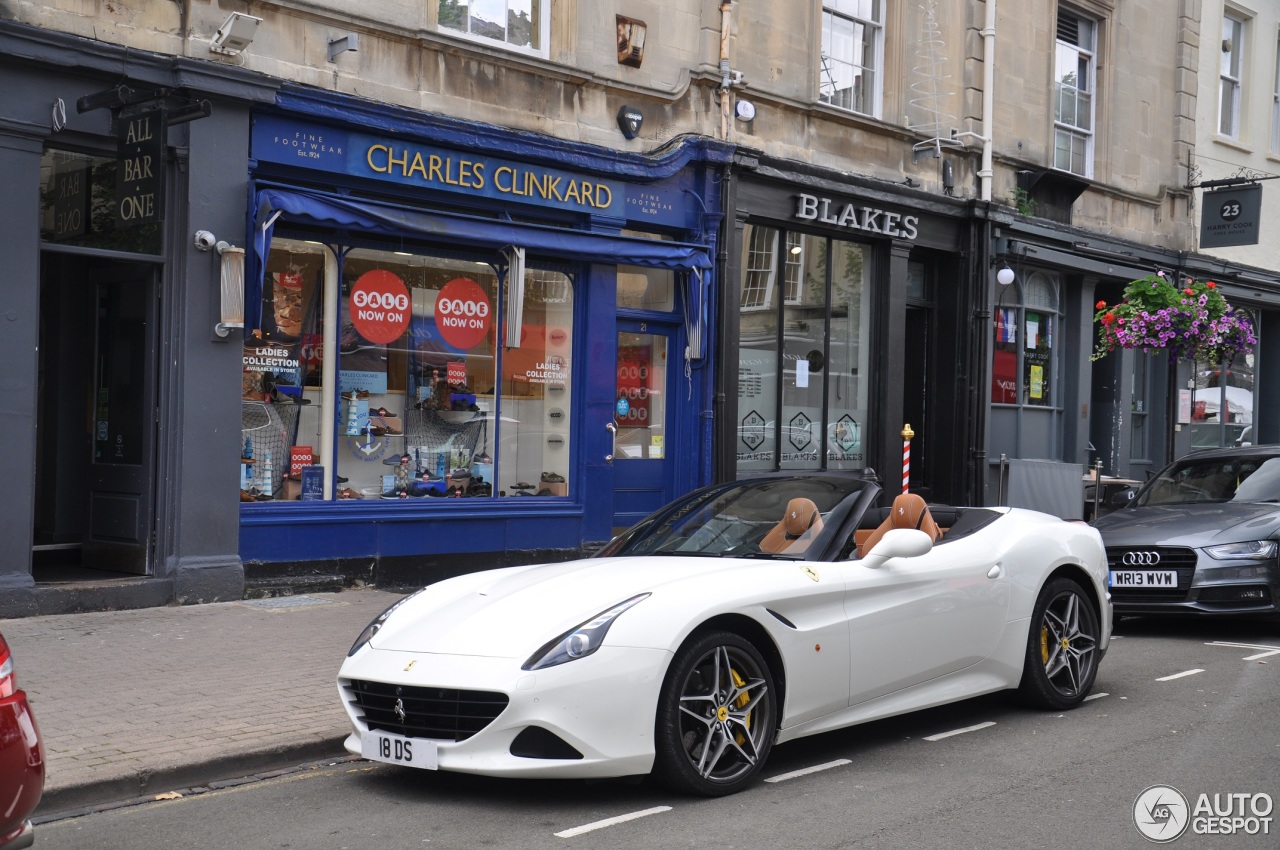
[1092,446,1280,618]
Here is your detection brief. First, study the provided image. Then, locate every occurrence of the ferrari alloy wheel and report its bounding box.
[1018,577,1100,710]
[653,631,776,796]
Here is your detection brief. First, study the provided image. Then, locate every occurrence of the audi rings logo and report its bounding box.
[1122,551,1162,567]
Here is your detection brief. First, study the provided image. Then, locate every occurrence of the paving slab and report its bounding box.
[0,587,407,814]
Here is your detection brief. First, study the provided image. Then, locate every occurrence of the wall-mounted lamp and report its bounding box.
[211,12,262,56]
[328,33,359,62]
[617,105,643,139]
[996,264,1016,286]
[214,240,245,338]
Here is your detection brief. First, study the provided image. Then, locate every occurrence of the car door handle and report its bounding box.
[987,564,1003,579]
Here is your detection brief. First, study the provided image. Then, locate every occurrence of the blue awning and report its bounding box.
[249,187,712,336]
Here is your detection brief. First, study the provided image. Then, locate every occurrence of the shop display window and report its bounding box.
[735,224,870,473]
[1190,314,1257,449]
[241,239,573,503]
[992,271,1060,407]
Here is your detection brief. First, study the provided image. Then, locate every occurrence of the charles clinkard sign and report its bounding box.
[251,115,698,226]
[793,193,919,240]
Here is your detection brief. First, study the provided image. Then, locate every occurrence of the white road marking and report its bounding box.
[923,721,996,741]
[1243,650,1280,661]
[1156,669,1204,681]
[1084,692,1109,701]
[764,759,852,783]
[1207,640,1280,661]
[555,807,671,838]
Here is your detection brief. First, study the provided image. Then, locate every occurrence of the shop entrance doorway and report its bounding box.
[610,321,677,535]
[904,305,932,494]
[35,254,158,575]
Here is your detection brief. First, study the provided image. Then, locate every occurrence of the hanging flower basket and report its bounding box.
[1092,272,1256,364]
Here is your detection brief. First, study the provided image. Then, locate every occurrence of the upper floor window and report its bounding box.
[1220,13,1245,138]
[1054,8,1096,177]
[1272,32,1280,154]
[438,0,548,58]
[819,0,883,117]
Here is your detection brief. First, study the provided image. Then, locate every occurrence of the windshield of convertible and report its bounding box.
[1136,454,1280,506]
[604,476,873,558]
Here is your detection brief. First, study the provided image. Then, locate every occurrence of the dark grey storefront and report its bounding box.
[0,22,276,616]
[717,152,985,506]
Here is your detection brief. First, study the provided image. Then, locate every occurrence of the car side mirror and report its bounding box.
[857,528,934,569]
[1109,488,1137,508]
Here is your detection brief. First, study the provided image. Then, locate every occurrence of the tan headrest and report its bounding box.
[782,498,820,537]
[889,493,941,540]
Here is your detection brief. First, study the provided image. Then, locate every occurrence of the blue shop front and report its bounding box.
[238,89,727,587]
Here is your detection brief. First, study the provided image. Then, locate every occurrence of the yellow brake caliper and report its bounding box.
[1042,628,1069,667]
[731,669,751,745]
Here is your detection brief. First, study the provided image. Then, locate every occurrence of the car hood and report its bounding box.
[1092,501,1280,546]
[369,556,751,658]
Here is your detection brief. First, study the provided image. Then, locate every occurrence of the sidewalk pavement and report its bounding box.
[0,587,409,816]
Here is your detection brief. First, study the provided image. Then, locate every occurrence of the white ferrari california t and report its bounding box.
[338,472,1111,796]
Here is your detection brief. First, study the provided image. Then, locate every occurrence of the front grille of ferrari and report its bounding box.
[1105,546,1198,602]
[345,679,509,741]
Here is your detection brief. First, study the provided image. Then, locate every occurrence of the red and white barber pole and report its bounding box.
[900,423,915,494]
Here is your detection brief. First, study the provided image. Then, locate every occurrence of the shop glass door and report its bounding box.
[611,324,673,534]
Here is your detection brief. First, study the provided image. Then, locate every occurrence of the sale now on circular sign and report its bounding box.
[349,270,411,345]
[436,277,492,350]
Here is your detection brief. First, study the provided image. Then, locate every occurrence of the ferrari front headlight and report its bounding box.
[1204,540,1278,560]
[522,593,650,671]
[347,589,424,656]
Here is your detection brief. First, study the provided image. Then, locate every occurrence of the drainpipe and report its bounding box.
[979,0,996,201]
[719,1,733,142]
[968,0,998,503]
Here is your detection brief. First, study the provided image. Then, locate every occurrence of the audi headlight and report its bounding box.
[348,589,424,656]
[1205,540,1278,560]
[522,594,650,671]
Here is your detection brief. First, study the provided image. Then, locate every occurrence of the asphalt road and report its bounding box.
[34,617,1280,850]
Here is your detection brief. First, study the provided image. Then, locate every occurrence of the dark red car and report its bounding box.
[0,631,43,850]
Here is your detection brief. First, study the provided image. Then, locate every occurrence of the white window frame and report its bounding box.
[1220,13,1245,139]
[818,0,884,118]
[1053,7,1097,178]
[1272,30,1280,154]
[437,0,550,60]
[783,232,805,305]
[742,226,778,312]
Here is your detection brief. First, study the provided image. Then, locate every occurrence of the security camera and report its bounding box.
[194,230,218,251]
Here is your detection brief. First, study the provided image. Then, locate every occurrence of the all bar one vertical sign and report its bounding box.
[115,108,164,228]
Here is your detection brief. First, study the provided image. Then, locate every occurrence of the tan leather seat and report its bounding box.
[857,493,942,558]
[759,498,824,555]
